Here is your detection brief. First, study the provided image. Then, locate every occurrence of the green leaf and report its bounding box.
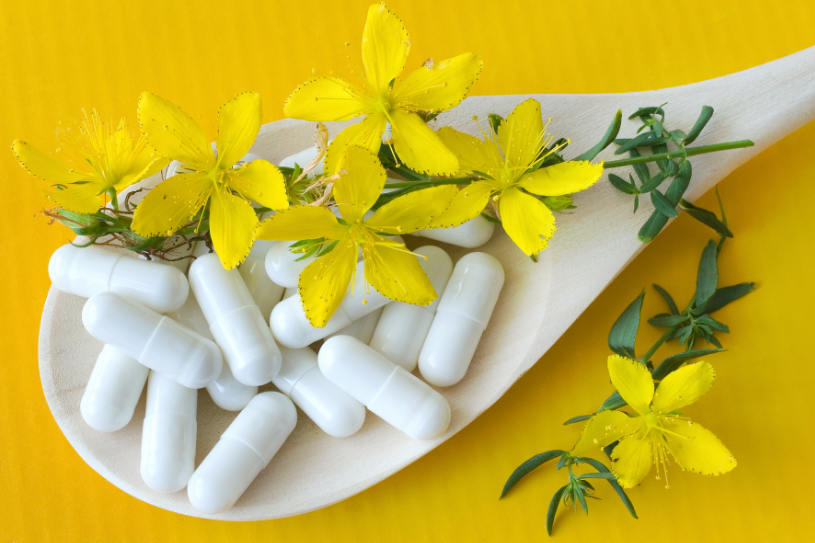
[563,414,593,425]
[547,485,568,535]
[541,195,575,211]
[608,291,644,358]
[679,199,733,238]
[575,485,589,514]
[683,105,714,145]
[701,282,756,314]
[652,348,721,379]
[650,190,679,218]
[608,173,637,194]
[639,171,667,193]
[694,240,719,308]
[629,149,651,183]
[600,391,626,411]
[638,160,692,242]
[615,133,669,155]
[500,450,565,498]
[575,110,622,161]
[579,472,617,480]
[648,313,687,327]
[628,106,665,120]
[574,457,638,519]
[652,283,679,314]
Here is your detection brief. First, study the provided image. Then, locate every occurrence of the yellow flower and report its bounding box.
[435,98,604,256]
[131,91,288,269]
[12,110,165,213]
[572,355,736,488]
[257,145,458,327]
[283,3,482,175]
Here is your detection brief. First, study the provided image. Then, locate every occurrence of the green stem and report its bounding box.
[604,140,754,168]
[637,326,677,364]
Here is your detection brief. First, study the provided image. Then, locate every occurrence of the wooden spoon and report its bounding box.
[38,46,815,520]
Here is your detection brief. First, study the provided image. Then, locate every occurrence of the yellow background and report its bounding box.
[1,0,813,541]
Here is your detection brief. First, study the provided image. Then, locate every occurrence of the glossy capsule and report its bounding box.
[369,245,453,371]
[414,216,496,248]
[264,241,314,289]
[332,308,382,344]
[189,253,281,387]
[80,344,149,432]
[319,335,451,440]
[187,392,297,513]
[140,371,197,493]
[270,260,390,348]
[49,244,189,313]
[238,240,285,316]
[419,252,505,387]
[82,292,222,389]
[273,347,365,437]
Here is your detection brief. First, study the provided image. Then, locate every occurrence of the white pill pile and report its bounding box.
[53,148,505,514]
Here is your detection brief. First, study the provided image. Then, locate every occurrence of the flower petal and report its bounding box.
[284,77,369,121]
[208,189,258,269]
[572,409,640,456]
[228,159,289,210]
[393,53,483,112]
[332,145,386,222]
[131,172,212,237]
[11,140,87,184]
[363,238,436,305]
[217,92,262,167]
[607,354,654,416]
[425,180,493,228]
[361,3,410,92]
[520,160,604,196]
[256,205,345,241]
[663,418,737,476]
[324,114,388,174]
[367,185,458,234]
[435,127,503,178]
[652,362,716,414]
[118,156,167,191]
[47,183,103,213]
[497,187,555,256]
[498,98,544,174]
[137,92,214,170]
[390,110,458,175]
[299,238,357,327]
[610,434,654,488]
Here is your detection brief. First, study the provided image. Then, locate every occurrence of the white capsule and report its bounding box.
[274,347,365,437]
[270,260,390,348]
[369,246,453,371]
[187,392,297,513]
[419,252,505,387]
[319,336,450,440]
[332,307,382,344]
[49,244,189,313]
[414,216,496,248]
[140,371,197,493]
[189,253,281,387]
[283,286,297,298]
[279,146,323,174]
[82,292,222,388]
[238,240,285,316]
[264,241,314,288]
[80,345,149,432]
[173,295,257,411]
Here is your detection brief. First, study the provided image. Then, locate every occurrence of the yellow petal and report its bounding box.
[208,189,258,269]
[284,77,369,121]
[436,127,503,178]
[607,354,654,416]
[256,205,345,241]
[425,180,493,228]
[217,92,262,167]
[520,160,604,196]
[12,140,86,184]
[390,109,458,175]
[131,172,212,237]
[324,113,388,174]
[363,238,436,305]
[47,183,103,213]
[652,362,716,414]
[610,435,654,488]
[367,185,458,234]
[299,238,357,327]
[571,409,640,456]
[393,53,483,112]
[663,418,737,476]
[332,145,387,222]
[228,159,289,210]
[498,98,544,174]
[497,187,555,256]
[117,156,168,192]
[361,3,410,92]
[137,92,214,170]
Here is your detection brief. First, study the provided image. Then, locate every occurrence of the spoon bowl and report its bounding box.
[39,46,815,520]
